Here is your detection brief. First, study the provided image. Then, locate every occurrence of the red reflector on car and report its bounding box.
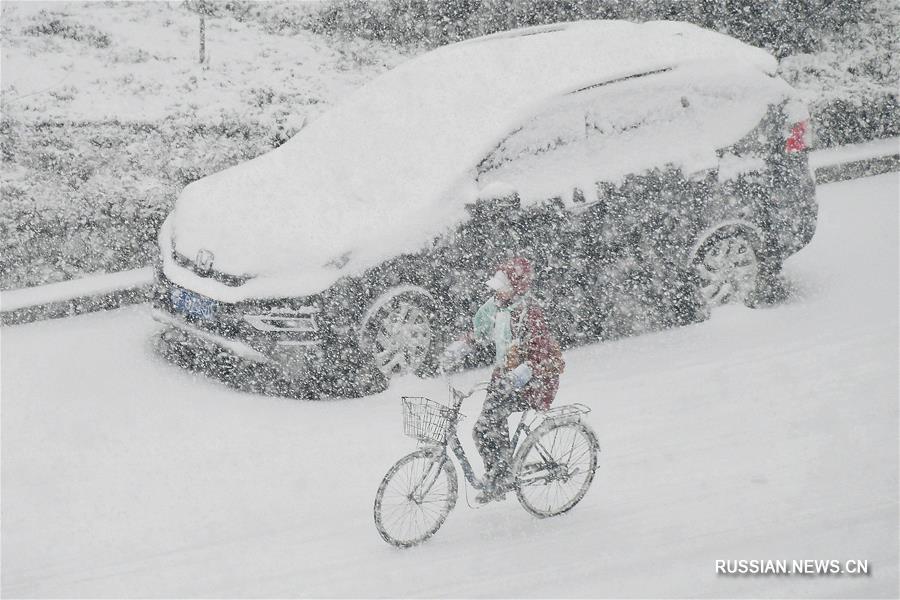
[785,121,808,152]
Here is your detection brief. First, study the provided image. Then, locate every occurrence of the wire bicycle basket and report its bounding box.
[401,397,454,444]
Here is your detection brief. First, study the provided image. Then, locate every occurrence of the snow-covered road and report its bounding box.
[2,174,898,598]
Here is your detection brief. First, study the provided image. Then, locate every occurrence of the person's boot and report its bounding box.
[475,485,505,504]
[475,472,510,504]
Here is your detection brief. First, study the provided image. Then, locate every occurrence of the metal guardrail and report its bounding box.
[814,154,899,184]
[810,136,899,184]
[2,138,897,327]
[0,268,153,326]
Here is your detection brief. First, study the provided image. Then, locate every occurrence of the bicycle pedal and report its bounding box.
[473,490,507,505]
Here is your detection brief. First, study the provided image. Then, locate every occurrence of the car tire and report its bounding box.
[358,287,439,384]
[690,225,763,308]
[319,360,388,399]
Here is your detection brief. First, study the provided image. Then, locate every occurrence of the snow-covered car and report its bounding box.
[152,20,817,397]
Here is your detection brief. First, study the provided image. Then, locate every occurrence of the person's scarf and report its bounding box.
[473,295,527,368]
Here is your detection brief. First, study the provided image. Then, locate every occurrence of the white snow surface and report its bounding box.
[168,20,783,301]
[0,1,403,129]
[2,173,897,597]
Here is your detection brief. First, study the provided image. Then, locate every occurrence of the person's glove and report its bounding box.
[509,362,533,389]
[439,340,472,372]
[505,343,524,370]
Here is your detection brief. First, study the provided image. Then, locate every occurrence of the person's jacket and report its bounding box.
[473,297,565,410]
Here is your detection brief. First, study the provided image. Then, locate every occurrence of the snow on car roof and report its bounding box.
[171,20,780,300]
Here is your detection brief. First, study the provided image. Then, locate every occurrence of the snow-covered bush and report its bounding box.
[310,0,896,146]
[23,12,112,48]
[312,0,481,46]
[214,0,319,35]
[309,0,866,54]
[779,0,899,146]
[0,115,286,289]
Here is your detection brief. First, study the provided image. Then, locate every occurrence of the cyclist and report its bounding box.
[444,255,566,503]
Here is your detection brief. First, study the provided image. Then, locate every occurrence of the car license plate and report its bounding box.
[170,288,217,320]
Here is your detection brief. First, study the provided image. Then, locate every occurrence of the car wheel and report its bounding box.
[691,228,761,307]
[359,288,437,381]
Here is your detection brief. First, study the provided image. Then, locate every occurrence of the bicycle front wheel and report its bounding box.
[514,421,598,518]
[373,449,458,548]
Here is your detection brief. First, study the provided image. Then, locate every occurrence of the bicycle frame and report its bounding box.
[430,383,542,492]
[409,382,594,501]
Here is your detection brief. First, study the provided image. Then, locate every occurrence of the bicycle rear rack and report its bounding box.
[542,402,591,423]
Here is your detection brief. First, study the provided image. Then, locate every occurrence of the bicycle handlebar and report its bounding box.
[449,381,490,408]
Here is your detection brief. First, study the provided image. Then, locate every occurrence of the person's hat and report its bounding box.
[486,257,533,296]
[486,269,513,294]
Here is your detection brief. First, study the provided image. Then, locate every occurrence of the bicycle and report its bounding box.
[373,381,600,548]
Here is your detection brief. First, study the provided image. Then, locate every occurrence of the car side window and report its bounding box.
[477,65,773,208]
[477,100,585,174]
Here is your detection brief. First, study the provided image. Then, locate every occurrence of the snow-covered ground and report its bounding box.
[0,1,404,129]
[2,173,898,598]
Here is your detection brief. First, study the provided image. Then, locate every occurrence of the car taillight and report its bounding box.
[785,120,809,153]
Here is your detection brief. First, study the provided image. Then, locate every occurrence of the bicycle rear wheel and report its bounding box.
[374,449,458,548]
[514,421,598,518]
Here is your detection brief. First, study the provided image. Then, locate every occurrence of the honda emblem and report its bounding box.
[195,249,215,273]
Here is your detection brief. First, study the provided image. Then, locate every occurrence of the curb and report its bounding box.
[814,154,900,185]
[810,136,900,184]
[1,268,153,326]
[0,285,152,326]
